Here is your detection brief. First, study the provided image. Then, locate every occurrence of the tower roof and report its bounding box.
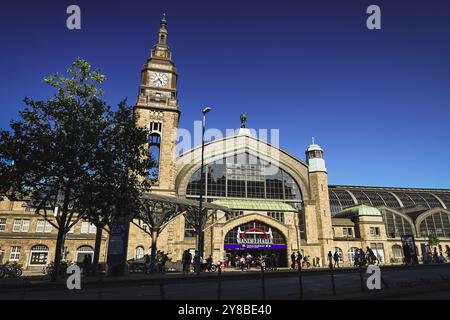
[306,144,324,152]
[306,137,324,152]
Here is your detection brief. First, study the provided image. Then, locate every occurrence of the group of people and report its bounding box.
[142,250,169,273]
[428,245,450,264]
[352,247,381,267]
[229,253,279,271]
[234,253,255,271]
[290,251,318,270]
[182,250,218,274]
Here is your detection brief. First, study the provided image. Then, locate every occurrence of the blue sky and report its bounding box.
[0,0,449,188]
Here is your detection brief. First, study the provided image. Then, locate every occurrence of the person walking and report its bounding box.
[296,251,303,270]
[239,256,245,271]
[291,252,296,270]
[433,247,439,264]
[333,251,340,268]
[446,245,450,260]
[246,253,253,270]
[82,254,92,276]
[327,251,333,269]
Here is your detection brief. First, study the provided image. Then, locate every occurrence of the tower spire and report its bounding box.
[157,13,168,46]
[150,14,171,59]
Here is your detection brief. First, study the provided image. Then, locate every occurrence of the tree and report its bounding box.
[75,101,152,274]
[428,234,440,247]
[0,58,142,281]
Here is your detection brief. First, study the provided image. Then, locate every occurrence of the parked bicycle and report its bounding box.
[0,262,23,278]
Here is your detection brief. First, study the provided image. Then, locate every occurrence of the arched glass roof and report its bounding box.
[329,186,449,215]
[186,153,302,203]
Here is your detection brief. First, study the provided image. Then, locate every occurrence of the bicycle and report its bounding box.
[0,262,23,278]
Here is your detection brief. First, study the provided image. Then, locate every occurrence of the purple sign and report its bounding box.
[225,244,287,250]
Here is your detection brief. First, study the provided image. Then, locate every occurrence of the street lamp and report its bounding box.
[196,106,211,275]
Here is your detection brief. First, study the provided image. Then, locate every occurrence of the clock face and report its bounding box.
[151,72,169,87]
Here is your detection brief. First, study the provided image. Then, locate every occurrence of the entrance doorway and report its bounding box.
[224,220,288,267]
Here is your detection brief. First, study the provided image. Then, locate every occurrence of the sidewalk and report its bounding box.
[1,263,448,291]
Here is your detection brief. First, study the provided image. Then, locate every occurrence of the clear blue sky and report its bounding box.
[0,0,449,188]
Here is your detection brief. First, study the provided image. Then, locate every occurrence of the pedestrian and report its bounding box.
[291,252,296,270]
[327,251,333,269]
[82,254,92,276]
[144,254,151,274]
[333,251,340,268]
[446,245,450,260]
[296,251,303,270]
[240,256,245,271]
[206,255,213,272]
[246,253,252,270]
[316,256,321,268]
[433,247,439,264]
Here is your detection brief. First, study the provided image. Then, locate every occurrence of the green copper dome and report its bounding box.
[334,204,382,218]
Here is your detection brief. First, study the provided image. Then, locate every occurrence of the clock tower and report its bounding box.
[135,15,180,195]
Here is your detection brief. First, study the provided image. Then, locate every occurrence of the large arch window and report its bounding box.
[148,133,161,181]
[186,153,302,202]
[380,209,414,238]
[419,211,450,238]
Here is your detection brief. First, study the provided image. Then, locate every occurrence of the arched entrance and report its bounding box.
[224,220,288,267]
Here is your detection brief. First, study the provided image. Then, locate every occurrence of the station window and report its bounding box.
[267,212,285,223]
[9,246,21,261]
[184,218,196,238]
[370,227,381,237]
[12,219,22,232]
[343,227,353,237]
[0,218,6,232]
[21,220,30,232]
[226,211,244,221]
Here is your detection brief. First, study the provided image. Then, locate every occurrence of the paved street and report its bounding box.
[1,265,450,300]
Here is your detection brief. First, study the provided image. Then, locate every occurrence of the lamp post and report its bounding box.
[196,106,211,275]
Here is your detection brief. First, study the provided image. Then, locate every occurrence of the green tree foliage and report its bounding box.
[0,58,152,280]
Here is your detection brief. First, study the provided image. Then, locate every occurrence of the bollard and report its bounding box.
[330,264,336,296]
[159,280,165,300]
[217,265,222,300]
[261,265,266,300]
[359,265,365,292]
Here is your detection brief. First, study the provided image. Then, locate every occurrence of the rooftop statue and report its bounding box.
[240,113,247,128]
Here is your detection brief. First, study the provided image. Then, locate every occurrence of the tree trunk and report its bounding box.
[92,225,103,275]
[150,228,158,273]
[51,226,65,282]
